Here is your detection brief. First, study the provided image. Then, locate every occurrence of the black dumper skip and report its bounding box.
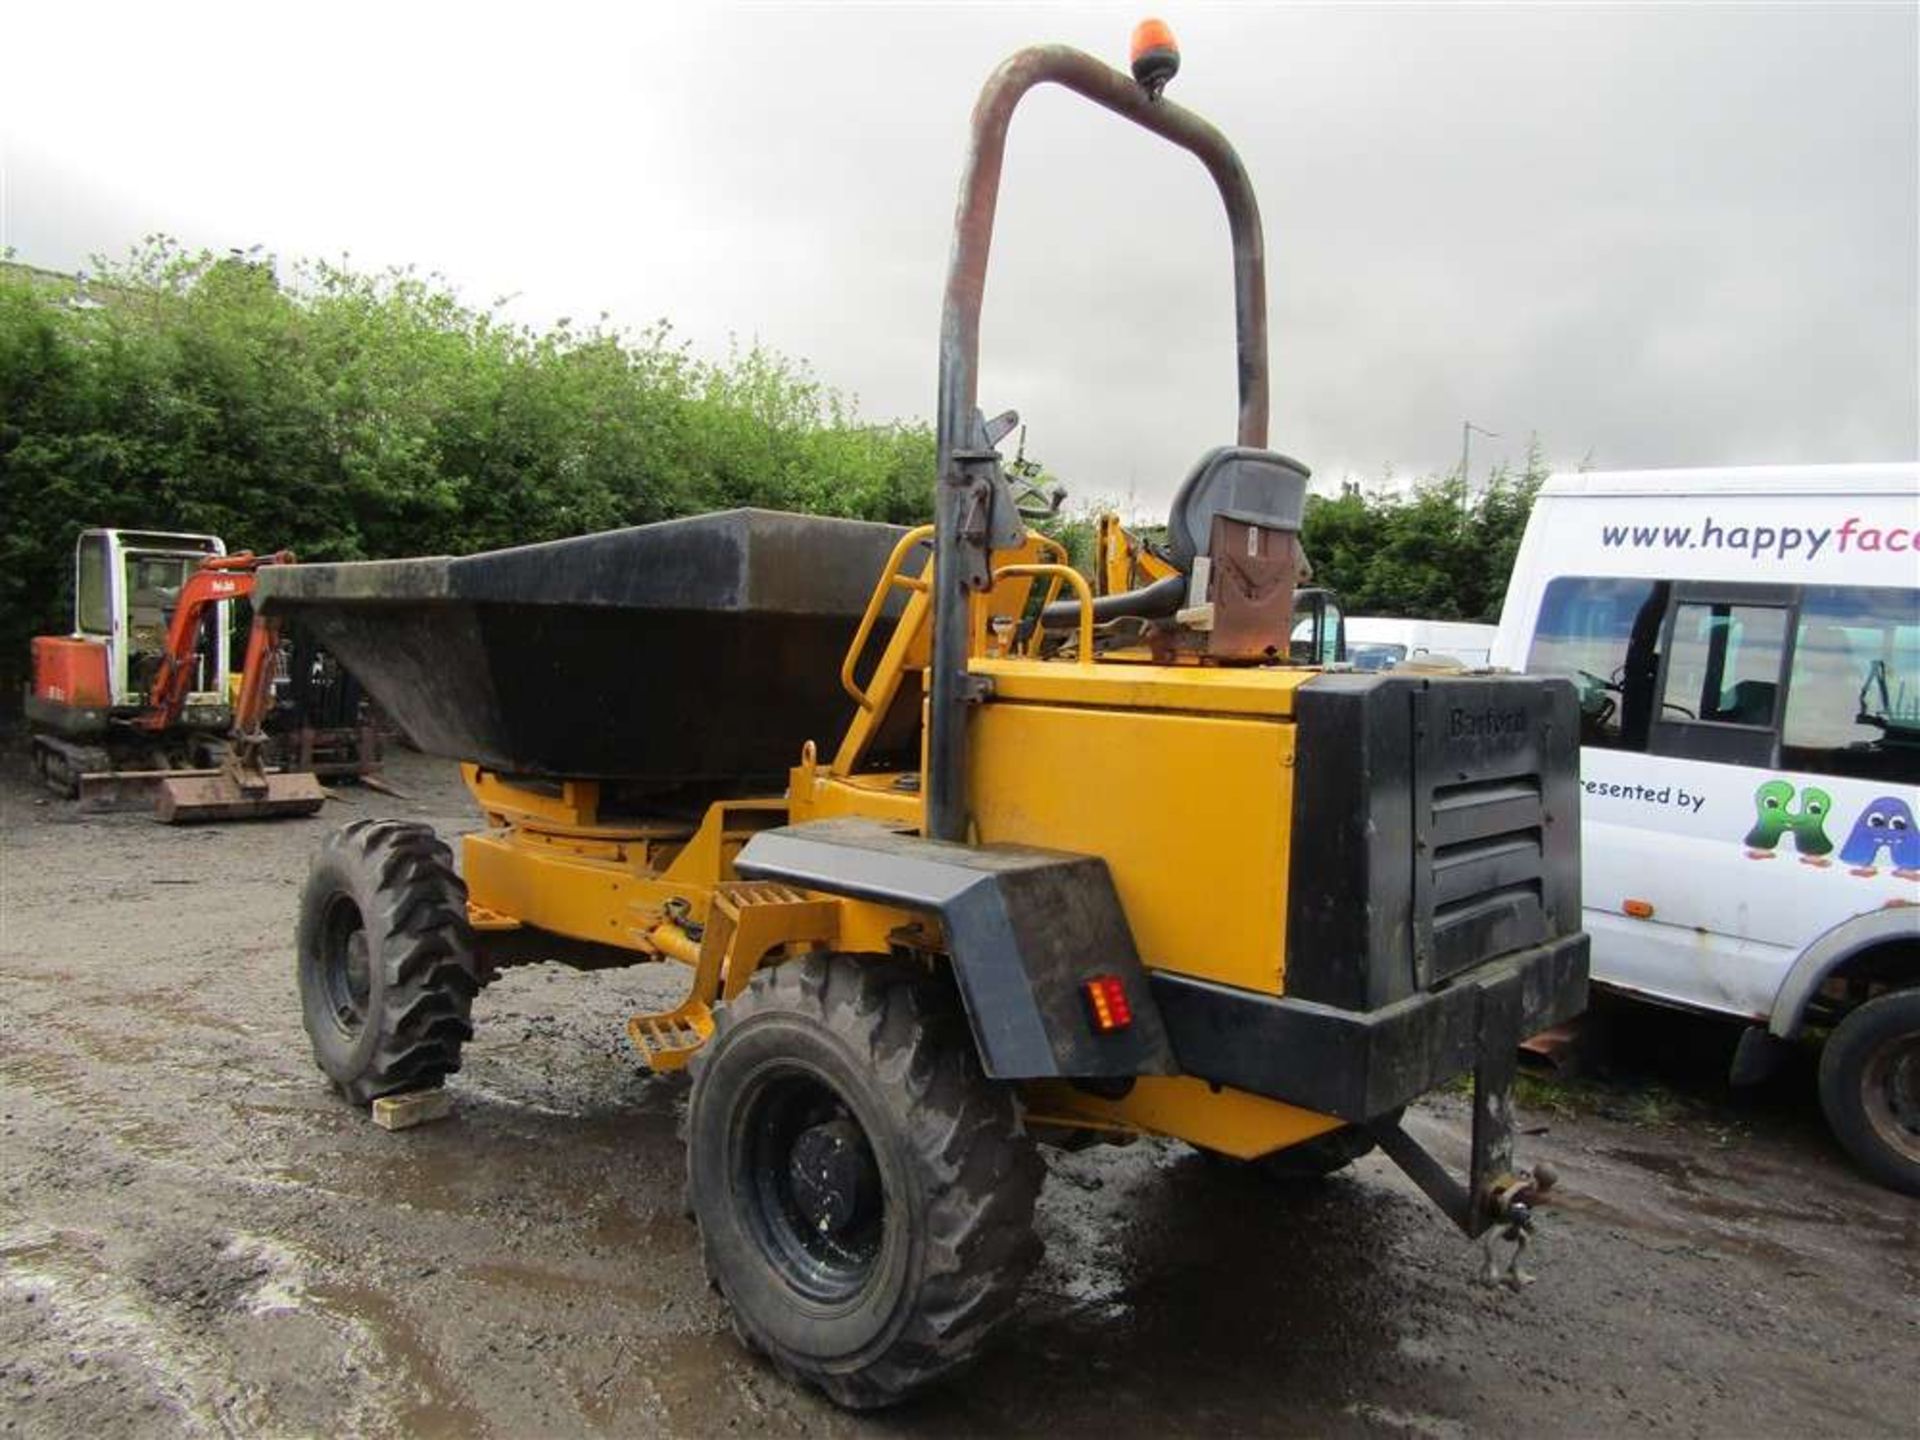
[253,509,908,782]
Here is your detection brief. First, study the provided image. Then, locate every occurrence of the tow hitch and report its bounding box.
[1368,968,1560,1289]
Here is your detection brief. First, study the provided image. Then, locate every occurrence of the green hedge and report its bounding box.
[1,239,1543,703]
[1301,459,1546,624]
[0,241,935,698]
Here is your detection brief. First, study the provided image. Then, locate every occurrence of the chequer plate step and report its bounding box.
[717,882,812,911]
[626,1004,713,1072]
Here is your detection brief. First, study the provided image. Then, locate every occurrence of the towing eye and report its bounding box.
[1368,969,1567,1290]
[1479,1165,1558,1289]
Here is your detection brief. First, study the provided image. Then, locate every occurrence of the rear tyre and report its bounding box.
[1818,989,1920,1196]
[296,819,478,1105]
[1249,1123,1382,1180]
[686,955,1043,1410]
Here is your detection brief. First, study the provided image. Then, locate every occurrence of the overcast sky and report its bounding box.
[4,2,1915,510]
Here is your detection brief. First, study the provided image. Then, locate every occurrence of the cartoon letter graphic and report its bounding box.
[1788,786,1835,857]
[1745,780,1794,851]
[1838,796,1920,871]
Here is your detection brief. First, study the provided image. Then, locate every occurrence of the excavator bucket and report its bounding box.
[75,768,187,814]
[154,769,327,824]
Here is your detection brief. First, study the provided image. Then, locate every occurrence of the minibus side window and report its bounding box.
[1660,602,1789,727]
[1645,590,1793,767]
[1525,577,1666,750]
[1782,585,1920,785]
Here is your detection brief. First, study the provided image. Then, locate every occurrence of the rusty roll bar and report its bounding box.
[928,43,1271,841]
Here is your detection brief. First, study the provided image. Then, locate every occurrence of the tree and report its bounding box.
[1301,444,1549,621]
[0,241,938,699]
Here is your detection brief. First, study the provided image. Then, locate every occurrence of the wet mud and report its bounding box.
[2,750,1914,1437]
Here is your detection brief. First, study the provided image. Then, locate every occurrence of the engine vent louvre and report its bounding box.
[1284,672,1581,1013]
[1420,776,1549,984]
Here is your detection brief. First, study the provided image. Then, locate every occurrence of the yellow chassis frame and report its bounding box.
[457,531,1345,1160]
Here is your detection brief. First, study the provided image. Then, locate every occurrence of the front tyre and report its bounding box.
[686,955,1043,1410]
[296,819,479,1105]
[1818,989,1920,1196]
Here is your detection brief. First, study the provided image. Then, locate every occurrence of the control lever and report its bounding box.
[1006,420,1065,521]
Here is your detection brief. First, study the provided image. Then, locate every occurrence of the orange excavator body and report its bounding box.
[27,545,326,822]
[147,551,328,822]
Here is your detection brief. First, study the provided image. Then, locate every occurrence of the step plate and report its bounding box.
[627,1005,713,1072]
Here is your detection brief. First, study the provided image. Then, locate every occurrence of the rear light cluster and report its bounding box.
[1083,974,1134,1033]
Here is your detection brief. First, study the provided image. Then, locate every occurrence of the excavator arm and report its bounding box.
[135,551,297,733]
[138,550,326,823]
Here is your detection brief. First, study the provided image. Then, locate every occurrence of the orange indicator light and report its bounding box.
[1084,975,1134,1033]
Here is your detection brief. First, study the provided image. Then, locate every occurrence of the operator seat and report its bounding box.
[1042,445,1312,625]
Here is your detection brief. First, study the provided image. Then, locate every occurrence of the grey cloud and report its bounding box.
[3,2,1912,511]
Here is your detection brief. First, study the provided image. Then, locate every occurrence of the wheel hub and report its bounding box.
[318,893,372,1036]
[788,1118,879,1237]
[342,932,371,1020]
[735,1071,887,1303]
[1863,1034,1920,1161]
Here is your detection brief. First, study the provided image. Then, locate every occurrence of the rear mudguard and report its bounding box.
[735,818,1175,1080]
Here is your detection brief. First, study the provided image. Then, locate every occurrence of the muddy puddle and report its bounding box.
[3,750,1915,1437]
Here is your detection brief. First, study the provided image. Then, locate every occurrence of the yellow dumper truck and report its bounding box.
[261,27,1588,1409]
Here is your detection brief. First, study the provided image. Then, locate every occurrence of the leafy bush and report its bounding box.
[1301,454,1548,623]
[1,238,1543,704]
[0,241,934,698]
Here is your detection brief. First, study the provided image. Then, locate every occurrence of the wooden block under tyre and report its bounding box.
[371,1089,454,1131]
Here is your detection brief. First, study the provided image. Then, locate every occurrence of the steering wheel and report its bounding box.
[980,406,1066,523]
[1005,467,1065,522]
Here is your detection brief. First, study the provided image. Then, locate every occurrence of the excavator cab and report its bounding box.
[28,529,324,820]
[69,528,232,716]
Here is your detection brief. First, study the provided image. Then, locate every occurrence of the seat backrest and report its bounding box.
[1164,446,1312,570]
[1718,678,1779,727]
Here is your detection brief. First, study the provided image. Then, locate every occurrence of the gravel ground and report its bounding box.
[1,748,1915,1438]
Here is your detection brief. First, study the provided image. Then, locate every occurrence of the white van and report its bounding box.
[1345,617,1497,671]
[1491,464,1920,1193]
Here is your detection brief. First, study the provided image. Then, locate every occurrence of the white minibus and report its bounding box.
[1492,464,1919,1192]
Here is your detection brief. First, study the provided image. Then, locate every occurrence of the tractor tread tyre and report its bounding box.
[1251,1124,1382,1180]
[1223,1108,1400,1182]
[686,955,1043,1410]
[297,819,478,1106]
[1818,989,1920,1197]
